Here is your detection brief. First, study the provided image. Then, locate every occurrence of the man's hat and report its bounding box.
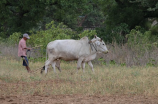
[23,33,30,39]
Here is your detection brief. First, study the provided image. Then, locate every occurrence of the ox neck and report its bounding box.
[89,43,98,54]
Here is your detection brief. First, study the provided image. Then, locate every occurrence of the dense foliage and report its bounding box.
[98,0,158,43]
[0,0,93,37]
[0,0,158,44]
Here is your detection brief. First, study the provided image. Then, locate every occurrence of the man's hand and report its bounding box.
[22,57,25,60]
[27,48,31,51]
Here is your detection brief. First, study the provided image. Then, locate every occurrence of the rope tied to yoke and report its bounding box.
[26,45,44,60]
[89,39,97,52]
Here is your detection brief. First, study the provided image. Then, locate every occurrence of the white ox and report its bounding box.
[41,35,108,74]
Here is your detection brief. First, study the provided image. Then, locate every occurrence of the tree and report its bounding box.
[0,0,92,38]
[82,2,105,28]
[37,0,100,31]
[0,0,48,37]
[97,0,158,43]
[101,0,158,29]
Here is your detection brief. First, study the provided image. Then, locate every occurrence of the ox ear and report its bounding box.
[94,35,97,38]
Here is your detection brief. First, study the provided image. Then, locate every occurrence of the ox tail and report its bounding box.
[41,48,47,74]
[46,48,48,61]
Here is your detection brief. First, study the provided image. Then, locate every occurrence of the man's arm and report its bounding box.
[23,47,31,50]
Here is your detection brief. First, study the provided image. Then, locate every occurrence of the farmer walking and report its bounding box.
[18,33,31,73]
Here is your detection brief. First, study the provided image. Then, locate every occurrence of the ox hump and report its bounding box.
[80,36,89,43]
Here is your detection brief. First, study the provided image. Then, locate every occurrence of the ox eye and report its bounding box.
[103,44,105,45]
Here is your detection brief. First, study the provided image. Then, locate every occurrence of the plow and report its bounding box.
[25,45,44,74]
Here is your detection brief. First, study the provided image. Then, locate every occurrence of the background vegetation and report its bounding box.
[0,0,158,66]
[0,0,157,39]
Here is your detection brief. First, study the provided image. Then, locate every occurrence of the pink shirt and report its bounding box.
[18,38,27,57]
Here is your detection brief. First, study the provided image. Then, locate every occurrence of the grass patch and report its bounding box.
[0,57,158,97]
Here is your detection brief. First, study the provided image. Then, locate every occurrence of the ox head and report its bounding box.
[90,35,108,54]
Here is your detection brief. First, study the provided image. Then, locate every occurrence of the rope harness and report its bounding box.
[89,38,98,52]
[89,42,97,52]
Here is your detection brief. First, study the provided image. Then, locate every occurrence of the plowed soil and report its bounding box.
[0,79,158,104]
[1,94,158,104]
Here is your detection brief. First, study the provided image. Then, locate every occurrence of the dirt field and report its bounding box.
[0,94,158,104]
[1,73,158,104]
[1,57,158,104]
[0,81,158,104]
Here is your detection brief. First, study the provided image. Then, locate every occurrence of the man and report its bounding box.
[18,33,31,73]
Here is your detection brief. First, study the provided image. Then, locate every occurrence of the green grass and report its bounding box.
[0,57,158,97]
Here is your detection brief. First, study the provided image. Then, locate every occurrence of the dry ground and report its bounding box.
[1,57,158,104]
[0,81,158,104]
[1,94,158,104]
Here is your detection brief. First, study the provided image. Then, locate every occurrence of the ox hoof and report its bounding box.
[41,66,45,74]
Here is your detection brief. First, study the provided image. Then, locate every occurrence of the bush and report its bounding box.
[78,30,97,39]
[96,23,129,43]
[124,26,158,66]
[127,26,158,52]
[28,21,76,48]
[6,32,21,45]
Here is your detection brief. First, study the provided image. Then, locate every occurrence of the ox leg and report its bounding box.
[55,59,61,72]
[51,61,56,73]
[81,62,86,73]
[45,59,53,74]
[88,61,94,72]
[76,58,84,73]
[41,66,45,74]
